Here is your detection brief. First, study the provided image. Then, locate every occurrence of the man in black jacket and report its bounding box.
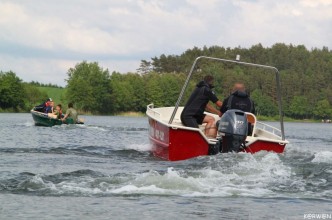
[181,75,222,138]
[220,83,255,115]
[220,83,255,135]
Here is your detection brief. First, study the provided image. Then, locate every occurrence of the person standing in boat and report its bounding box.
[61,103,78,123]
[180,75,222,138]
[220,82,255,115]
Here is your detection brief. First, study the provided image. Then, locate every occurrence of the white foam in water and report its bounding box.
[124,144,152,151]
[20,121,34,127]
[111,184,167,194]
[108,154,293,197]
[85,126,108,132]
[26,152,315,198]
[312,151,332,163]
[58,182,103,195]
[21,174,55,191]
[71,124,107,131]
[43,176,104,196]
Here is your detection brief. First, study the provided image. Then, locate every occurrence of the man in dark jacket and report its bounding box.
[220,83,255,114]
[181,75,222,138]
[34,98,52,112]
[220,83,255,135]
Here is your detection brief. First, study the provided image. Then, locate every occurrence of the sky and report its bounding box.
[0,0,332,86]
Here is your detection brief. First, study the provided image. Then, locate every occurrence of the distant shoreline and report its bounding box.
[1,111,326,122]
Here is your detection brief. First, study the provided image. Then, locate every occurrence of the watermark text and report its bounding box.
[304,214,332,219]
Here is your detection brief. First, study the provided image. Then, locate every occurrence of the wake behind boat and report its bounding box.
[146,56,289,161]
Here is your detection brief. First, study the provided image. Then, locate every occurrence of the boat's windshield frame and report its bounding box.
[168,56,286,141]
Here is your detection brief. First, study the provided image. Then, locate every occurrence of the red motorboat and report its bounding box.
[146,56,289,161]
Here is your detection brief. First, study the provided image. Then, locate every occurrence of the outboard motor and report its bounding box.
[217,109,248,153]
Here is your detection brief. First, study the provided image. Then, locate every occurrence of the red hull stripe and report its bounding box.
[148,116,286,161]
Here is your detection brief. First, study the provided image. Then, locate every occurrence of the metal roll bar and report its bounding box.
[168,56,286,141]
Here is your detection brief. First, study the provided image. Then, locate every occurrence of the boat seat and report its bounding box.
[171,118,207,134]
[199,123,206,132]
[171,118,183,126]
[245,112,257,137]
[169,118,217,142]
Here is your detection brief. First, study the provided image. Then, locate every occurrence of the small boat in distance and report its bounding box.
[31,109,84,127]
[146,56,289,161]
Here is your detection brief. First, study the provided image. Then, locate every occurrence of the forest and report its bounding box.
[1,43,331,119]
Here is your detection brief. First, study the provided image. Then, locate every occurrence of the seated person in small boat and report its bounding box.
[220,82,255,134]
[180,75,223,138]
[220,82,255,114]
[61,103,78,123]
[49,104,63,119]
[45,101,54,114]
[34,98,52,112]
[55,104,63,119]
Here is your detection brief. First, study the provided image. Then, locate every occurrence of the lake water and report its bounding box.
[0,113,331,219]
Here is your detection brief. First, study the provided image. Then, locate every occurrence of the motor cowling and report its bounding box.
[217,109,248,153]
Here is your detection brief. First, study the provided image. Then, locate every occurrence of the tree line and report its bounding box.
[1,43,332,119]
[0,71,48,112]
[137,43,332,119]
[28,81,63,88]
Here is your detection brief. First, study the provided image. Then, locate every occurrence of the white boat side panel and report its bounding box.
[146,104,288,145]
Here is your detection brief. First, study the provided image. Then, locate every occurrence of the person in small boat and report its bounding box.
[220,82,255,134]
[55,104,63,119]
[48,104,63,119]
[61,103,78,123]
[54,104,63,119]
[34,98,52,112]
[180,75,223,138]
[45,101,54,114]
[220,82,255,115]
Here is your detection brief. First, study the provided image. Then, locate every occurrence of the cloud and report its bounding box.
[217,0,332,47]
[301,0,332,7]
[0,0,331,86]
[0,54,141,86]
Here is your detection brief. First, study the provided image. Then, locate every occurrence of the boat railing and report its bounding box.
[147,103,161,119]
[255,121,282,138]
[168,56,286,141]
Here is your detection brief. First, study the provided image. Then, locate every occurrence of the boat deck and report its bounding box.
[147,105,287,145]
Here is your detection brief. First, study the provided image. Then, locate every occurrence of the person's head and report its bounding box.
[68,103,73,108]
[204,75,214,88]
[56,104,62,111]
[50,101,54,107]
[233,82,246,93]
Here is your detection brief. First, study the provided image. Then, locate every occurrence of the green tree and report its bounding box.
[109,72,134,112]
[0,71,26,111]
[65,61,112,113]
[159,73,184,106]
[23,83,48,108]
[137,60,152,75]
[313,99,332,119]
[124,73,146,112]
[139,44,332,119]
[251,89,278,116]
[288,96,311,119]
[145,73,165,107]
